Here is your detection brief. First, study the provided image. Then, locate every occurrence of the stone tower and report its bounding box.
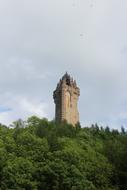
[53,73,80,126]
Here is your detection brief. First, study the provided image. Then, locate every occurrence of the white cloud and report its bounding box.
[18,98,47,117]
[0,94,48,125]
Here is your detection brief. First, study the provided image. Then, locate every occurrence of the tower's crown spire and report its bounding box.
[62,72,70,80]
[61,72,77,87]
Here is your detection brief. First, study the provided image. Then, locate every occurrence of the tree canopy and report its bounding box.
[0,117,126,190]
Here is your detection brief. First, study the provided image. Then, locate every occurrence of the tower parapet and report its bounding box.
[53,72,80,126]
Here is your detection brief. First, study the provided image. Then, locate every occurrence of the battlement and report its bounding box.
[56,72,78,89]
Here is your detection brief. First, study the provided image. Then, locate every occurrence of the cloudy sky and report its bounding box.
[0,0,127,129]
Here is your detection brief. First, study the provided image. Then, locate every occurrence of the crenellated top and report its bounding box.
[56,72,79,89]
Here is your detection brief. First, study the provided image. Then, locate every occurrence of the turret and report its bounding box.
[53,73,80,126]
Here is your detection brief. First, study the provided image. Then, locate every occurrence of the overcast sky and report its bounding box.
[0,0,127,129]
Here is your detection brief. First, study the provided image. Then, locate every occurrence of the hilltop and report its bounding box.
[0,116,127,190]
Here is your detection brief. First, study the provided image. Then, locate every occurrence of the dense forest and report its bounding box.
[0,117,127,190]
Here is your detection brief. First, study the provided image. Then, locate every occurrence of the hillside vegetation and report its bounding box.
[0,116,127,190]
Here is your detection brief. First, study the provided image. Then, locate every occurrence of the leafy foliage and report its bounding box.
[0,118,126,190]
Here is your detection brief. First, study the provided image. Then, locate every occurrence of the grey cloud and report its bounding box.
[0,0,127,128]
